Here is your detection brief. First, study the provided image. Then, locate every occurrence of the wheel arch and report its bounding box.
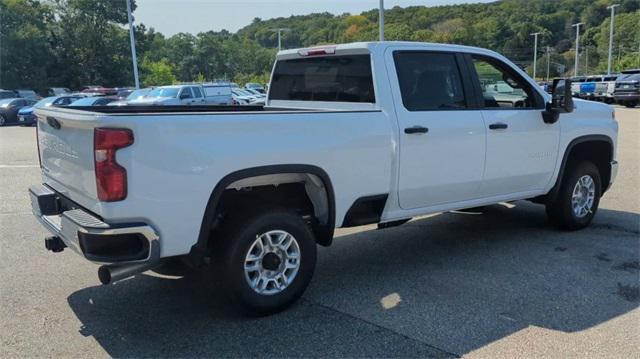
[190,164,336,262]
[547,134,614,202]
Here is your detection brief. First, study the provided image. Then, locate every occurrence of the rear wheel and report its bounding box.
[546,161,601,230]
[217,209,317,316]
[624,101,638,108]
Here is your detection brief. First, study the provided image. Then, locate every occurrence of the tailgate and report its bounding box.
[36,107,99,208]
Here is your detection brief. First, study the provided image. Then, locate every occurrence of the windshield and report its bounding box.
[146,87,178,98]
[0,98,14,106]
[126,89,150,100]
[233,89,251,96]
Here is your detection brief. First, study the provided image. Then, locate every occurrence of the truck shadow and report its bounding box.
[67,201,639,357]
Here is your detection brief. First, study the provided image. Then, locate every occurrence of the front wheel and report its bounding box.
[546,161,601,230]
[0,115,6,126]
[217,209,317,316]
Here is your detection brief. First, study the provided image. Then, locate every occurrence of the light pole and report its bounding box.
[546,46,551,81]
[572,22,583,77]
[270,28,291,52]
[379,0,385,41]
[531,32,542,80]
[126,0,139,89]
[607,4,620,74]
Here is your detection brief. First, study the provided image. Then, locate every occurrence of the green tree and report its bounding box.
[140,58,176,86]
[0,0,54,91]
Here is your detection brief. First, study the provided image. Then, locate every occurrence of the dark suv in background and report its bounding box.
[614,69,640,108]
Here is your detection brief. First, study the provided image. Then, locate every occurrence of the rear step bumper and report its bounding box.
[29,184,160,268]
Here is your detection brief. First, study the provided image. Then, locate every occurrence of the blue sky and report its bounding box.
[135,0,496,35]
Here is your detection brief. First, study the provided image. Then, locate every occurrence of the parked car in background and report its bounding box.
[0,98,36,126]
[0,90,16,99]
[14,90,40,100]
[202,82,233,105]
[128,85,209,106]
[107,88,153,106]
[17,95,83,126]
[243,88,267,105]
[69,96,118,107]
[46,88,72,96]
[81,86,116,96]
[601,75,618,104]
[245,82,266,93]
[614,70,640,108]
[116,88,134,99]
[231,88,261,105]
[570,76,586,97]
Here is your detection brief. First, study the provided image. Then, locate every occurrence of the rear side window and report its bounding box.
[270,55,375,103]
[394,52,467,111]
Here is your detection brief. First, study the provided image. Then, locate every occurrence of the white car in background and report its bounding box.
[232,88,261,105]
[245,82,266,93]
[107,88,153,106]
[128,85,207,106]
[202,82,233,105]
[244,88,267,105]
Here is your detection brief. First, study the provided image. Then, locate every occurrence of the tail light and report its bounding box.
[94,128,133,202]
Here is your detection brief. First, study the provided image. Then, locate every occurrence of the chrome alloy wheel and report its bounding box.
[244,230,301,295]
[571,175,595,218]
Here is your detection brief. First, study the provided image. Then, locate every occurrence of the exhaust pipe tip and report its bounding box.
[97,265,113,285]
[98,261,160,285]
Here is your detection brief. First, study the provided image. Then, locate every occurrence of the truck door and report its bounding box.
[467,54,560,197]
[191,86,205,104]
[386,49,487,210]
[179,87,194,105]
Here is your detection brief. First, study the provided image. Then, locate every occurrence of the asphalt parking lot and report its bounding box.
[1,107,638,358]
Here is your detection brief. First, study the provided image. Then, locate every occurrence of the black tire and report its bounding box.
[0,115,6,126]
[217,209,317,316]
[546,161,601,230]
[624,101,638,108]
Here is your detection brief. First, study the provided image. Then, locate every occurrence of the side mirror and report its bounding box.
[543,79,574,124]
[551,79,574,113]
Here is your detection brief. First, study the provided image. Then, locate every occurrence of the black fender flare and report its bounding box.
[189,164,336,261]
[546,134,613,203]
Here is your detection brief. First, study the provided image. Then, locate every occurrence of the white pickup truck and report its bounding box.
[30,42,618,315]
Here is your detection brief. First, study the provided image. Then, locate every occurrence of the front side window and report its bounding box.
[180,88,193,99]
[394,52,467,111]
[192,86,202,98]
[270,55,375,103]
[472,56,540,108]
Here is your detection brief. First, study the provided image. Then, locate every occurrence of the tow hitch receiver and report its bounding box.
[45,236,66,253]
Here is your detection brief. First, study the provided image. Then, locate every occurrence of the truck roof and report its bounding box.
[277,41,502,60]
